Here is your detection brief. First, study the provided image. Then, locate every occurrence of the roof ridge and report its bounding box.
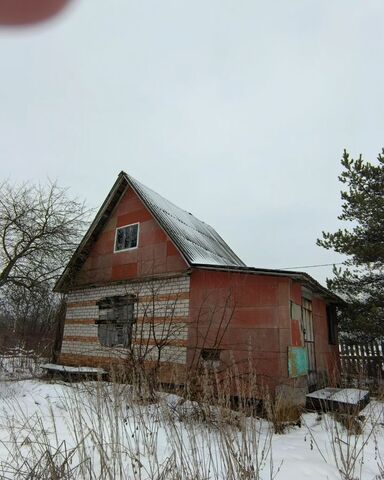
[123,172,245,267]
[124,173,230,241]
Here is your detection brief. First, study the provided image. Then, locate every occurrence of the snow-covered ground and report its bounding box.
[0,377,383,480]
[0,352,383,479]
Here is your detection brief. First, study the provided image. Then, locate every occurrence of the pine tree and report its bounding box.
[317,149,384,341]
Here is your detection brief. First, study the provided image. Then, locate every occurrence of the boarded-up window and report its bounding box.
[96,295,136,347]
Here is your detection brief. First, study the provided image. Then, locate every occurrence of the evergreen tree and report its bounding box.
[318,149,384,341]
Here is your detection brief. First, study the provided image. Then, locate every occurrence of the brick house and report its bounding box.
[54,172,340,395]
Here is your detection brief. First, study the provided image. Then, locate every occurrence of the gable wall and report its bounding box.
[75,187,188,287]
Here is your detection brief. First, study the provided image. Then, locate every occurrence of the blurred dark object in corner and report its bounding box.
[0,0,70,25]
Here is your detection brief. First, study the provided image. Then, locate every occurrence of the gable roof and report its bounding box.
[54,171,245,291]
[127,174,245,268]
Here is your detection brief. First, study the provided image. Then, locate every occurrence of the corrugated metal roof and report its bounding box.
[124,173,246,268]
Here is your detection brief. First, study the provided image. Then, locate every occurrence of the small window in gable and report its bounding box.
[114,223,139,252]
[96,295,136,347]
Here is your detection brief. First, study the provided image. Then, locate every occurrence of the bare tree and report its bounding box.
[0,180,89,353]
[104,279,189,396]
[0,282,64,352]
[0,180,89,290]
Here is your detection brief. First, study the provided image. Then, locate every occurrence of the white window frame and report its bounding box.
[114,222,140,253]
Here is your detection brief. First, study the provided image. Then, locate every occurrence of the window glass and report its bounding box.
[115,223,139,251]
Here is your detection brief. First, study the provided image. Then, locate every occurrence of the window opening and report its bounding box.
[201,348,221,362]
[96,295,136,347]
[326,304,338,345]
[114,223,139,251]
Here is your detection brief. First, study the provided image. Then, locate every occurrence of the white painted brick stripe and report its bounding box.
[61,341,187,364]
[67,277,190,302]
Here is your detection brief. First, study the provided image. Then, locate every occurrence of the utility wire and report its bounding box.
[281,262,345,270]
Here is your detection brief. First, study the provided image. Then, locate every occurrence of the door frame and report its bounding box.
[301,296,317,388]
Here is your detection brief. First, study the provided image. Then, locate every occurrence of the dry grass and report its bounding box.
[0,358,383,479]
[303,401,383,480]
[264,393,302,434]
[0,374,283,480]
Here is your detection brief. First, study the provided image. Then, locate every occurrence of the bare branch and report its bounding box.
[0,180,90,291]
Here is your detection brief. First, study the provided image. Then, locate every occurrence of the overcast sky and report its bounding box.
[1,0,383,286]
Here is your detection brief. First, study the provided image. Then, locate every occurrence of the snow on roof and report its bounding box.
[124,173,246,268]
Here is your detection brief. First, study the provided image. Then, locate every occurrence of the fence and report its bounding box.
[339,341,384,388]
[0,346,43,380]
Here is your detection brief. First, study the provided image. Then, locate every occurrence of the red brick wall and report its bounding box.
[75,187,188,286]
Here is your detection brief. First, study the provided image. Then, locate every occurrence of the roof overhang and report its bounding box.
[191,264,343,304]
[54,172,129,292]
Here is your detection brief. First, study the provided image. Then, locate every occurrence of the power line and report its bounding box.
[280,262,345,270]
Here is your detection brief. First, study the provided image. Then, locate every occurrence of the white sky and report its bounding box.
[1,0,383,286]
